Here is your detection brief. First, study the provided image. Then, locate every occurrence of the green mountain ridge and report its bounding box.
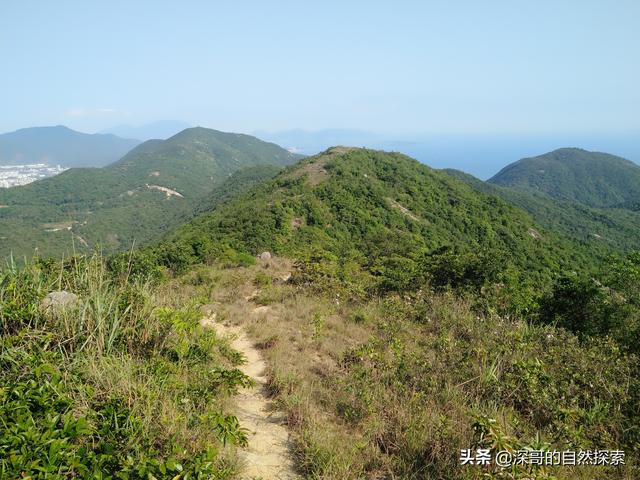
[154,147,594,287]
[447,168,640,252]
[0,128,301,259]
[488,147,640,208]
[108,127,303,197]
[447,148,640,254]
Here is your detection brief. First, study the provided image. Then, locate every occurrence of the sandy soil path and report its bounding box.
[206,317,300,479]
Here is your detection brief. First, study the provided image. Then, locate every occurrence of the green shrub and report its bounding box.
[540,251,640,354]
[0,255,249,478]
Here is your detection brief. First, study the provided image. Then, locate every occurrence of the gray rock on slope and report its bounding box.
[258,251,272,261]
[40,291,79,316]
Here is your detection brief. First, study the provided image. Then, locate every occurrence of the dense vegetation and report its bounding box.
[488,148,640,208]
[446,168,640,253]
[0,128,300,259]
[147,145,640,349]
[0,125,140,167]
[148,148,599,313]
[539,251,640,354]
[0,255,253,478]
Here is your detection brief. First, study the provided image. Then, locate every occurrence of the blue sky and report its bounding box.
[1,0,639,137]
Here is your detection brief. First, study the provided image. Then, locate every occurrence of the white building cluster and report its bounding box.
[0,164,67,188]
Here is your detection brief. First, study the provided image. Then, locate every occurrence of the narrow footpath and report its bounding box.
[205,314,300,480]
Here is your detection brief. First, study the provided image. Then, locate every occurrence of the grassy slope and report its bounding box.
[2,253,637,479]
[195,260,639,480]
[137,147,640,479]
[0,128,300,259]
[488,148,640,208]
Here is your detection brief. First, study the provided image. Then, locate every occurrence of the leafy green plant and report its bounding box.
[204,412,249,447]
[0,255,252,478]
[209,367,255,395]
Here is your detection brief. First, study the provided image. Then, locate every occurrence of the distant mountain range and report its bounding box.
[254,129,384,154]
[0,127,301,258]
[4,124,638,180]
[100,120,192,141]
[0,126,140,167]
[2,124,639,266]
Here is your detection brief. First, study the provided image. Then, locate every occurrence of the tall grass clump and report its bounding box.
[0,254,250,479]
[1,255,160,355]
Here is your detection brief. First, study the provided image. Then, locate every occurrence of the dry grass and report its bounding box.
[177,256,637,480]
[187,258,377,474]
[192,259,469,478]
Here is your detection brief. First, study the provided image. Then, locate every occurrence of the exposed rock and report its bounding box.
[291,217,304,230]
[146,184,184,198]
[40,291,79,316]
[245,290,259,301]
[258,251,272,261]
[527,228,542,240]
[273,272,292,284]
[284,152,339,186]
[387,197,420,222]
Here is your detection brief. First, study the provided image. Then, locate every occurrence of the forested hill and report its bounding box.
[488,147,640,208]
[152,147,594,289]
[108,127,302,197]
[0,128,300,259]
[447,168,640,253]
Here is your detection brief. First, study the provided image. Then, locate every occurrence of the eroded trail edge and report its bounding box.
[203,314,300,479]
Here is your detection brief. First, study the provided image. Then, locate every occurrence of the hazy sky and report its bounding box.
[2,0,639,135]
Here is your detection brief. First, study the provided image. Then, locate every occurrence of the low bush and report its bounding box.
[0,255,248,478]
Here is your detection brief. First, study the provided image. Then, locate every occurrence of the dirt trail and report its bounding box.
[205,315,300,479]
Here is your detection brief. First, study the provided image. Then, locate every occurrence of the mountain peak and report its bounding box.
[0,127,300,258]
[489,148,640,208]
[167,126,230,140]
[157,147,580,282]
